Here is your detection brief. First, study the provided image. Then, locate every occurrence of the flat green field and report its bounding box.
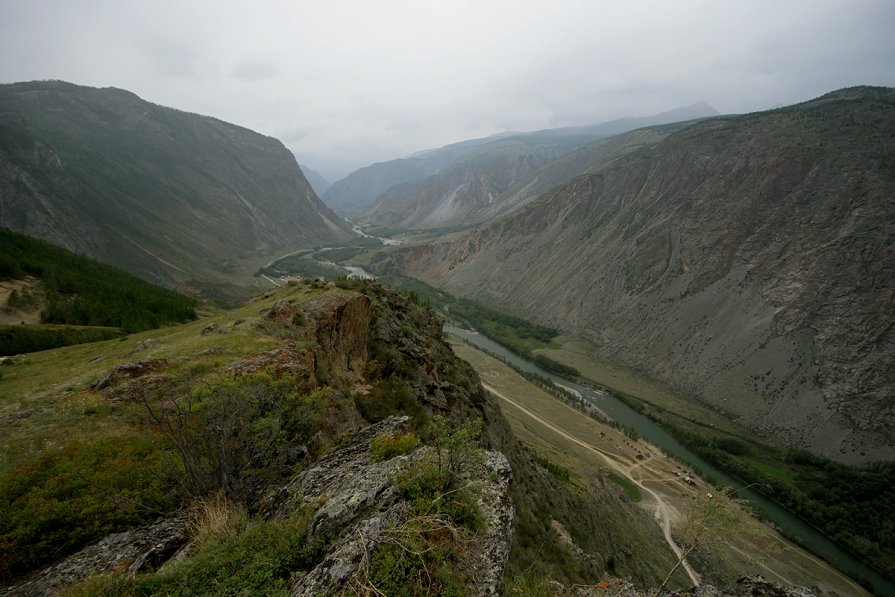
[534,335,749,439]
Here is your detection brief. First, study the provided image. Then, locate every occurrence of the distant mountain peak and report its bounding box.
[655,100,720,118]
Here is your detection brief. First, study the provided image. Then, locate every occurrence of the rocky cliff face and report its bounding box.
[0,81,353,296]
[372,87,895,463]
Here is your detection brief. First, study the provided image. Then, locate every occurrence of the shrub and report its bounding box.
[138,513,325,596]
[354,378,420,423]
[0,436,176,581]
[65,511,327,597]
[534,453,572,482]
[134,371,348,502]
[365,529,467,597]
[370,430,420,461]
[394,416,485,532]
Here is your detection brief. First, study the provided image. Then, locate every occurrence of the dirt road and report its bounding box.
[482,382,700,586]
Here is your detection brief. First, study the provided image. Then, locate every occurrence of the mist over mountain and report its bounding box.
[372,87,895,464]
[325,103,719,221]
[298,163,331,196]
[0,81,352,298]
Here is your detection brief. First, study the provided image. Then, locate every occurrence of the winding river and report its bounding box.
[444,325,893,595]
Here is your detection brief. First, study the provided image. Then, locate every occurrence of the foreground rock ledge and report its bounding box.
[2,416,515,597]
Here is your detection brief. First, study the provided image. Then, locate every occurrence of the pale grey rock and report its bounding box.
[1,514,187,597]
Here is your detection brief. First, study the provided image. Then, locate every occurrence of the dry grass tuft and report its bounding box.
[188,490,249,548]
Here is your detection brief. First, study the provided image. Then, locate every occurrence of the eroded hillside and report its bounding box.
[371,87,895,464]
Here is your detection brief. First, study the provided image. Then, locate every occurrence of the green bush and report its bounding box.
[394,416,485,531]
[534,453,572,482]
[137,372,346,502]
[3,288,37,311]
[139,513,324,596]
[366,536,466,597]
[354,378,420,423]
[0,436,176,581]
[370,430,420,461]
[63,512,325,597]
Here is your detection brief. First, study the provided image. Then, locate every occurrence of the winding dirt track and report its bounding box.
[482,383,700,586]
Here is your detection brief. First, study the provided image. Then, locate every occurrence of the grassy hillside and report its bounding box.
[0,280,701,594]
[0,228,196,353]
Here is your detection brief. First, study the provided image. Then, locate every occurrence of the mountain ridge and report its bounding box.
[0,80,353,299]
[324,102,719,219]
[371,86,895,464]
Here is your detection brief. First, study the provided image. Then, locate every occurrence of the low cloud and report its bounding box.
[1,0,892,180]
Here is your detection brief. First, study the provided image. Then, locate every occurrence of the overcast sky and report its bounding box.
[2,0,893,180]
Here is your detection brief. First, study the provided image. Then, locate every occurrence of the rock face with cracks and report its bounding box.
[268,415,514,596]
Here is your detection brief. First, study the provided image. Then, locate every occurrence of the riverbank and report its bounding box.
[446,326,893,595]
[448,336,871,595]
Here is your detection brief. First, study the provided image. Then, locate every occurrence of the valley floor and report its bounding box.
[448,339,870,596]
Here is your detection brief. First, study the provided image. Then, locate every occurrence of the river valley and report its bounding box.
[445,325,894,595]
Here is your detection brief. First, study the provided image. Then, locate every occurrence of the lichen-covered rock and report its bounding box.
[262,411,516,596]
[266,416,415,536]
[286,445,514,597]
[468,450,514,596]
[291,502,411,597]
[89,358,168,391]
[1,514,187,597]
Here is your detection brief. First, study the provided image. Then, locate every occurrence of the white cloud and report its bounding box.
[1,0,893,179]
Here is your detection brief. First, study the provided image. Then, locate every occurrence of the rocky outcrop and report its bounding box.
[1,514,188,597]
[3,414,515,597]
[89,359,169,391]
[305,293,373,386]
[373,87,895,463]
[2,286,516,595]
[273,416,514,597]
[266,416,416,532]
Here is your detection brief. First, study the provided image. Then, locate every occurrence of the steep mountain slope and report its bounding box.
[322,132,518,215]
[359,134,586,228]
[371,87,895,464]
[298,163,330,196]
[366,122,694,230]
[0,81,352,297]
[326,103,718,219]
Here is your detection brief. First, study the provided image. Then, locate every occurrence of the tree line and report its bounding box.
[1,228,197,352]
